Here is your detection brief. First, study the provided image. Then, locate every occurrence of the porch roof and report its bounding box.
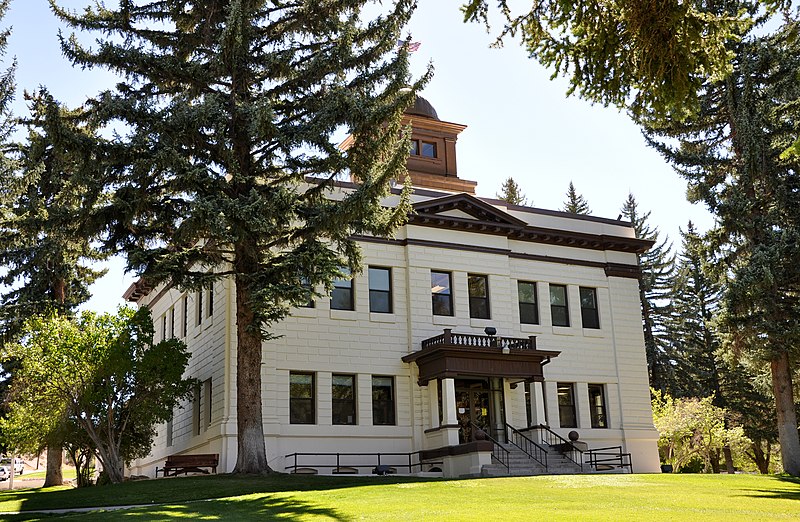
[402,329,560,386]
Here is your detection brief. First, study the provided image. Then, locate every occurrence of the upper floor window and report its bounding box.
[300,278,314,308]
[182,295,189,337]
[580,287,600,329]
[332,374,356,425]
[557,383,577,428]
[206,287,214,318]
[549,284,569,327]
[410,139,437,158]
[431,271,453,316]
[368,267,392,313]
[170,307,176,338]
[196,289,203,326]
[468,274,490,319]
[372,376,396,425]
[290,372,315,424]
[588,384,608,428]
[331,268,354,311]
[518,281,539,324]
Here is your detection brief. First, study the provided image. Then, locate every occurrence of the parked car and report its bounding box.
[0,458,24,480]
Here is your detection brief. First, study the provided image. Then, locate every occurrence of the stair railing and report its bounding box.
[505,423,548,471]
[470,422,509,473]
[520,424,583,471]
[586,446,633,473]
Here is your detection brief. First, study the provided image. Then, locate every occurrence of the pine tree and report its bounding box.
[52,0,428,473]
[620,193,675,393]
[562,181,591,214]
[496,177,529,206]
[642,19,800,475]
[0,89,107,486]
[669,222,722,399]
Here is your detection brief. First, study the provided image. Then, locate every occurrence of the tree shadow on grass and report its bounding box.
[110,495,346,521]
[736,475,800,501]
[6,473,442,515]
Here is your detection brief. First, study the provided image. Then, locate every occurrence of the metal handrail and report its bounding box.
[283,451,442,475]
[586,446,633,473]
[520,424,583,471]
[505,423,548,470]
[470,422,510,473]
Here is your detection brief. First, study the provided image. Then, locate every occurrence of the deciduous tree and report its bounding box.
[1,308,195,484]
[51,0,428,473]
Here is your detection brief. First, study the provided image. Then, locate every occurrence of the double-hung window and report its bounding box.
[368,267,392,313]
[300,278,314,308]
[549,284,570,327]
[431,271,454,316]
[580,287,600,329]
[331,268,354,311]
[588,384,608,428]
[557,383,577,428]
[468,274,490,319]
[518,281,539,324]
[372,376,395,425]
[332,374,356,425]
[290,372,315,424]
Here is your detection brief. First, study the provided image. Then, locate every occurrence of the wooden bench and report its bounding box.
[156,453,219,477]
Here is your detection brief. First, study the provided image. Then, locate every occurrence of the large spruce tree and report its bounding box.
[0,89,106,487]
[52,0,427,473]
[643,19,800,475]
[620,194,675,393]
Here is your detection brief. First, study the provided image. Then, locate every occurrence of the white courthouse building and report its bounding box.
[127,97,661,478]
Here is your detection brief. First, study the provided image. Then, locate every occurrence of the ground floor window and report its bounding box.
[588,384,608,428]
[372,376,395,425]
[557,382,577,428]
[290,372,315,424]
[332,374,356,425]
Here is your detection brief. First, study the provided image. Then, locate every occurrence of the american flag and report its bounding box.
[397,39,421,52]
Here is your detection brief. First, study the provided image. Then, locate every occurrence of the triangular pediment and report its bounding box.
[412,193,528,227]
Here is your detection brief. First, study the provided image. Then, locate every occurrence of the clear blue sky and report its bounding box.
[4,1,714,313]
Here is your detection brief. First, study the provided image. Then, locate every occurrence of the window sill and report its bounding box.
[291,307,318,318]
[582,328,605,338]
[469,318,494,328]
[551,326,574,336]
[370,312,396,323]
[330,309,358,321]
[433,314,459,326]
[520,323,544,334]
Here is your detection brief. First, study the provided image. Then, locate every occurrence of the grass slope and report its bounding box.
[1,473,799,521]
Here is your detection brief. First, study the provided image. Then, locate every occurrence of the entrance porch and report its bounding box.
[403,329,561,476]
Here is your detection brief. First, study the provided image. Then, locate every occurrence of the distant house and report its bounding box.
[127,96,661,477]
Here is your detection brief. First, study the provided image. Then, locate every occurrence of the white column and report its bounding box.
[427,382,440,429]
[441,378,457,425]
[531,381,547,425]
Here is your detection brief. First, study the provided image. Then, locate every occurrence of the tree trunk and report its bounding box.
[710,448,721,473]
[42,445,63,487]
[750,441,770,474]
[771,351,800,476]
[723,445,735,474]
[233,273,270,473]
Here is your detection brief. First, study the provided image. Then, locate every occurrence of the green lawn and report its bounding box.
[0,473,798,521]
[16,468,77,481]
